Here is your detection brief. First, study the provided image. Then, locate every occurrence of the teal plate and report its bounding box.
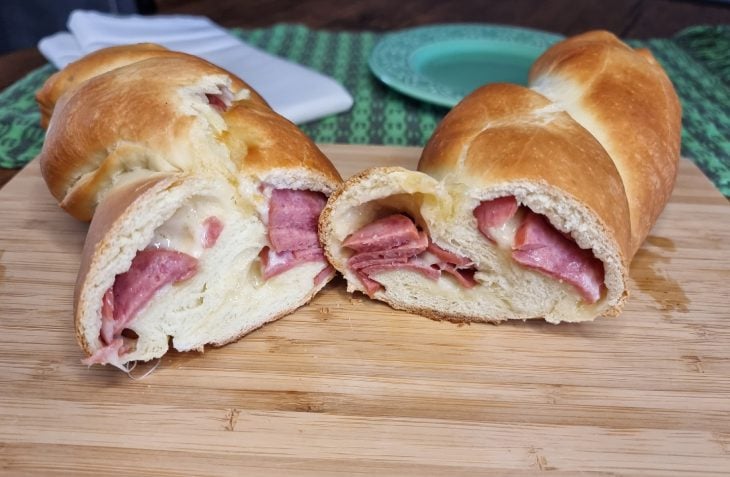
[369,24,564,107]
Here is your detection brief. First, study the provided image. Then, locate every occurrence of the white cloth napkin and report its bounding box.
[38,10,353,124]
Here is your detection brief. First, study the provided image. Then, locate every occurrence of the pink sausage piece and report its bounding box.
[344,214,477,296]
[268,189,327,252]
[473,197,605,303]
[512,211,604,304]
[343,214,420,253]
[473,196,519,241]
[89,249,198,365]
[260,246,326,280]
[206,93,228,112]
[348,231,428,270]
[427,242,473,267]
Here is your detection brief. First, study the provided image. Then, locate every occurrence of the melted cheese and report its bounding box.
[256,184,273,226]
[149,200,224,258]
[487,208,526,250]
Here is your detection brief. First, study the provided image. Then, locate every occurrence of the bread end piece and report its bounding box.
[321,165,628,325]
[76,174,333,367]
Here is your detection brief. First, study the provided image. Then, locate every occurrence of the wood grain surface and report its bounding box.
[0,144,729,476]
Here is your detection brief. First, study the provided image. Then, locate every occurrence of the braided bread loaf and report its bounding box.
[37,45,342,369]
[320,31,681,324]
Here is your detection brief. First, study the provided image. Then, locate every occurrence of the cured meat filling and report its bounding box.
[87,188,334,365]
[343,196,604,304]
[474,196,605,303]
[343,214,476,297]
[260,188,333,284]
[84,216,223,365]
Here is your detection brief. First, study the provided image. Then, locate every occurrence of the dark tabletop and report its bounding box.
[1,0,729,189]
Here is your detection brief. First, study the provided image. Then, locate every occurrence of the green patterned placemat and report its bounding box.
[1,24,728,196]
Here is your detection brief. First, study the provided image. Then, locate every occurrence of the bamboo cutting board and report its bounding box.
[1,145,729,476]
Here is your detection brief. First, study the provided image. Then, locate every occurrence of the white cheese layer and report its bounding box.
[149,199,225,258]
[487,208,526,250]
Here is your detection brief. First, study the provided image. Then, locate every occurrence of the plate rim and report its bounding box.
[368,23,564,107]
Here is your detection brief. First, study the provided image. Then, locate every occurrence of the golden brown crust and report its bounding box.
[38,44,338,222]
[37,43,167,128]
[36,43,269,129]
[529,30,681,257]
[419,83,632,263]
[222,102,342,187]
[39,52,266,221]
[38,44,172,128]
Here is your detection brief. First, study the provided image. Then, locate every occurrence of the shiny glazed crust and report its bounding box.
[419,83,631,261]
[36,43,269,128]
[222,101,342,187]
[37,43,175,128]
[528,30,682,256]
[38,46,340,221]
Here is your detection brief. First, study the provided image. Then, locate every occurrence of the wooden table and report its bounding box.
[1,0,730,189]
[1,146,730,475]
